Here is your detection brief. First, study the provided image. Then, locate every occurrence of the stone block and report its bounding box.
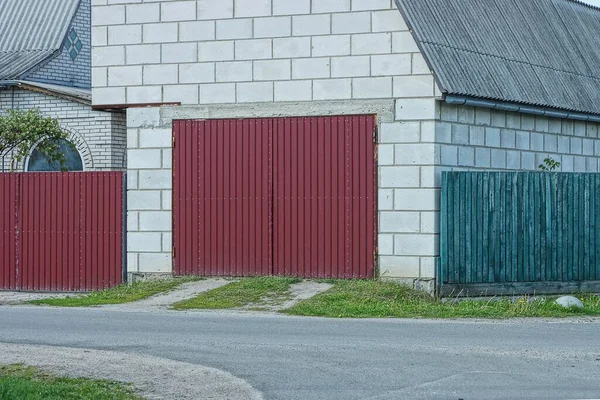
[274,80,312,101]
[353,77,392,99]
[128,232,162,252]
[380,166,420,188]
[313,79,352,100]
[394,188,439,211]
[380,212,420,233]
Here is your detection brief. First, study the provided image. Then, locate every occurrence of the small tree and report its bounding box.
[0,109,68,171]
[539,157,561,172]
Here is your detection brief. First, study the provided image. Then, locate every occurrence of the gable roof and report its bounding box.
[396,0,600,116]
[0,0,81,80]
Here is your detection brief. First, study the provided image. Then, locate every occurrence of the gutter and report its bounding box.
[445,95,600,123]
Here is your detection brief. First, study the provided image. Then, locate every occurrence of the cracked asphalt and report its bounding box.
[0,306,599,400]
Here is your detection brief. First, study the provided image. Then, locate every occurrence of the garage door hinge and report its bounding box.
[172,246,176,258]
[172,136,176,149]
[372,129,377,143]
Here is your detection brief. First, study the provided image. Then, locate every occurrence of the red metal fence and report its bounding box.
[173,116,377,279]
[0,172,124,291]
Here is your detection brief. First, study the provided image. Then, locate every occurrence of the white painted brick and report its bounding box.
[237,82,274,103]
[179,63,215,84]
[127,190,162,210]
[162,191,172,210]
[392,31,419,53]
[353,77,392,99]
[292,14,330,36]
[143,23,178,43]
[491,149,506,168]
[394,189,439,211]
[128,253,139,272]
[143,64,178,84]
[197,0,233,20]
[475,148,491,168]
[352,33,392,55]
[331,56,370,77]
[139,211,171,231]
[128,232,162,252]
[395,98,436,121]
[378,234,394,255]
[379,189,394,210]
[274,80,312,101]
[199,83,236,104]
[485,127,501,147]
[216,61,253,82]
[127,86,162,103]
[198,41,235,62]
[420,212,439,234]
[138,253,172,272]
[126,3,159,23]
[139,128,171,148]
[235,0,272,17]
[312,35,351,57]
[128,149,161,168]
[506,150,520,169]
[412,53,430,74]
[313,0,350,13]
[93,5,125,26]
[458,146,475,167]
[162,42,197,63]
[394,234,439,256]
[440,145,457,166]
[93,87,126,105]
[161,1,196,22]
[380,212,420,233]
[372,10,407,32]
[452,125,469,145]
[378,144,394,165]
[379,257,420,278]
[332,12,370,34]
[352,0,392,11]
[108,66,142,86]
[292,58,330,79]
[235,39,272,60]
[312,79,351,100]
[179,21,215,42]
[571,137,583,154]
[393,75,435,97]
[395,143,437,165]
[127,107,160,128]
[162,150,172,168]
[254,60,291,81]
[162,233,173,252]
[108,24,142,46]
[273,0,310,15]
[254,16,291,38]
[420,257,437,278]
[216,18,253,40]
[273,37,311,58]
[421,121,436,143]
[371,54,411,76]
[380,122,420,143]
[92,27,108,47]
[93,46,125,67]
[92,67,107,87]
[126,44,161,65]
[139,170,172,189]
[380,166,420,188]
[128,211,139,231]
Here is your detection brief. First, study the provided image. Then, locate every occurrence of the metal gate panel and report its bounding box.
[173,120,272,276]
[273,116,376,279]
[0,175,18,290]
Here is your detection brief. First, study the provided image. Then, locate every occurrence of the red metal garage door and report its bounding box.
[173,116,376,279]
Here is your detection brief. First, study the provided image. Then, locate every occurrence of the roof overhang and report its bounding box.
[0,80,91,105]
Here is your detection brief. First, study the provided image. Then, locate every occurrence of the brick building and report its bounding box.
[90,0,600,288]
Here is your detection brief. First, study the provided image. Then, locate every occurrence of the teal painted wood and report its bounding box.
[440,172,600,288]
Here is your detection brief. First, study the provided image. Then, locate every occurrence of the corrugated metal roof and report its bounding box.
[396,0,600,116]
[0,80,91,104]
[0,0,80,80]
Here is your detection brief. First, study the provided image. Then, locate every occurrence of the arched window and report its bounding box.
[27,139,84,172]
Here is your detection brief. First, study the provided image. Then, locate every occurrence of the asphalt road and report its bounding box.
[1,307,599,400]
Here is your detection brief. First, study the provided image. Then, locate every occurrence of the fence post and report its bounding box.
[122,172,128,284]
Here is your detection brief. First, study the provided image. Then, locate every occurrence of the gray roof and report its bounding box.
[0,80,91,105]
[0,0,80,80]
[396,0,600,116]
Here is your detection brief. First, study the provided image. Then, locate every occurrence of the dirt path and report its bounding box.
[245,281,333,312]
[0,292,71,305]
[0,343,263,400]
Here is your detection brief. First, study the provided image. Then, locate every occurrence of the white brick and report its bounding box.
[458,147,475,167]
[254,16,291,38]
[371,54,411,76]
[216,18,253,40]
[393,75,435,97]
[394,189,439,211]
[197,0,233,20]
[92,67,107,87]
[440,145,457,166]
[179,21,215,42]
[379,189,394,210]
[352,33,392,55]
[332,12,370,34]
[273,0,310,15]
[139,170,172,189]
[352,0,392,11]
[491,149,506,168]
[198,41,234,62]
[161,1,196,21]
[380,122,420,143]
[127,191,162,210]
[200,83,236,104]
[139,211,171,231]
[162,150,172,168]
[128,149,161,168]
[393,31,420,53]
[126,44,161,64]
[273,37,311,58]
[412,53,430,74]
[380,257,420,278]
[394,234,439,256]
[128,211,139,231]
[216,61,253,82]
[128,232,161,252]
[353,77,392,99]
[313,0,350,13]
[93,46,125,67]
[235,0,272,17]
[126,3,159,23]
[138,253,172,272]
[420,212,439,234]
[162,233,173,252]
[143,64,178,84]
[292,14,330,36]
[475,148,491,168]
[127,86,162,103]
[235,39,272,60]
[380,166,420,188]
[143,23,178,43]
[380,212,420,233]
[93,5,125,26]
[162,42,197,63]
[93,87,126,105]
[395,99,436,121]
[372,10,407,32]
[92,27,107,46]
[237,82,274,103]
[395,143,437,165]
[313,79,351,100]
[179,63,216,83]
[378,234,394,255]
[162,191,172,211]
[108,66,142,86]
[331,56,370,77]
[254,60,291,81]
[274,80,312,101]
[127,107,160,128]
[127,129,139,149]
[292,58,330,79]
[420,257,437,278]
[378,144,394,165]
[312,35,351,57]
[139,128,171,148]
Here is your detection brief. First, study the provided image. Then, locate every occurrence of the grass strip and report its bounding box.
[173,277,301,310]
[29,277,202,307]
[282,280,600,319]
[0,364,141,400]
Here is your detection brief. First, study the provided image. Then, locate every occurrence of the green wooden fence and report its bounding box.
[440,172,600,296]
